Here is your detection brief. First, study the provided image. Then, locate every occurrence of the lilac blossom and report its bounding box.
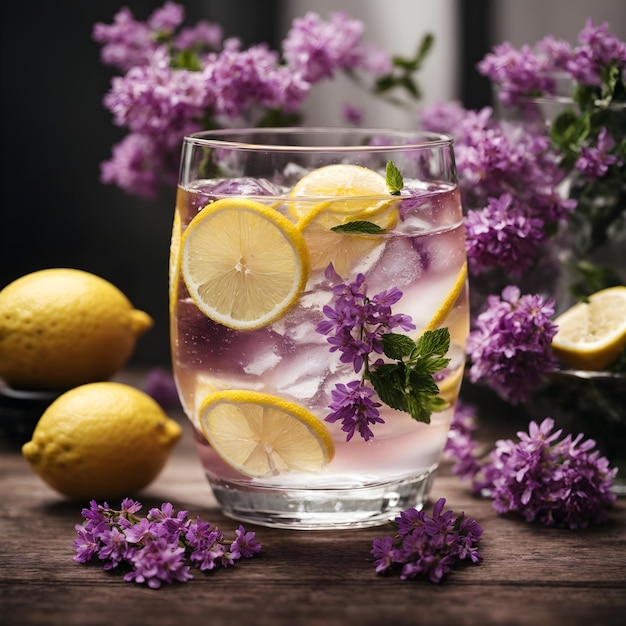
[282,11,390,83]
[316,264,415,442]
[73,500,261,588]
[325,380,384,442]
[372,498,483,583]
[575,127,621,178]
[475,418,617,529]
[567,19,626,86]
[93,4,394,198]
[464,193,546,276]
[465,286,558,404]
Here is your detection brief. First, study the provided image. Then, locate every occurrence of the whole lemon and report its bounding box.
[22,382,182,499]
[0,268,153,390]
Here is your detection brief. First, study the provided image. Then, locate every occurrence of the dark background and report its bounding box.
[0,0,491,367]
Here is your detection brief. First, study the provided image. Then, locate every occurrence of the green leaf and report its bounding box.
[382,333,416,360]
[331,221,386,234]
[415,328,450,358]
[386,161,404,195]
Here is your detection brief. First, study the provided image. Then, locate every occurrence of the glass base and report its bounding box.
[206,467,438,530]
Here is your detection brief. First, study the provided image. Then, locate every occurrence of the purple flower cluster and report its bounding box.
[464,194,546,277]
[73,499,261,588]
[475,418,617,529]
[478,18,626,102]
[465,286,558,404]
[93,3,390,198]
[419,104,574,276]
[371,498,483,583]
[316,264,415,442]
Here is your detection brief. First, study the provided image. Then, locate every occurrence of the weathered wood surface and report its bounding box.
[1,381,625,626]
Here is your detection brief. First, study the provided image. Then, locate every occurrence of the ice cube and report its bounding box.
[366,237,423,290]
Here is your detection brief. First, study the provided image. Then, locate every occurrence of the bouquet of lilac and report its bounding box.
[93,2,428,199]
[419,18,626,404]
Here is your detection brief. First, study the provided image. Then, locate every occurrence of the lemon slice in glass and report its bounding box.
[198,390,335,478]
[169,209,182,315]
[296,200,397,276]
[288,163,393,220]
[551,286,626,371]
[181,198,310,330]
[422,262,468,333]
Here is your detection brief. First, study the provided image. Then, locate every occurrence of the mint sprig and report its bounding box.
[368,328,450,424]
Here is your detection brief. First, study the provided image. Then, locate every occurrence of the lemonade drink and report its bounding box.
[170,129,468,529]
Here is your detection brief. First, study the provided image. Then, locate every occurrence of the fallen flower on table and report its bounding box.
[444,409,617,529]
[73,499,261,588]
[371,498,484,583]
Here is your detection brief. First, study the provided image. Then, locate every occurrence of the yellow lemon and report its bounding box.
[288,163,392,220]
[551,286,626,371]
[181,198,310,330]
[199,389,335,478]
[0,269,153,391]
[21,382,182,500]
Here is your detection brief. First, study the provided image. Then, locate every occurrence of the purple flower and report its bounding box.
[124,537,193,589]
[464,194,547,276]
[575,128,621,179]
[73,500,261,587]
[282,11,390,84]
[372,498,483,583]
[466,286,558,404]
[475,418,617,529]
[231,525,262,559]
[325,380,383,442]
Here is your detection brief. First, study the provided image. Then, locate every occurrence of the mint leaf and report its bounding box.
[331,221,386,234]
[386,161,404,195]
[415,328,450,358]
[382,333,416,360]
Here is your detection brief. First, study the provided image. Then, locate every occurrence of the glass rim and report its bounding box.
[183,126,454,152]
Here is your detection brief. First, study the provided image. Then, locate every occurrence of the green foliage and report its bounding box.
[368,328,451,424]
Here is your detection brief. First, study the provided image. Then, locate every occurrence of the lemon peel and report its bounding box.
[199,389,335,478]
[421,262,468,333]
[181,198,310,330]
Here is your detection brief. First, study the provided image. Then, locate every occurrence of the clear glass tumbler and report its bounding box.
[170,128,469,529]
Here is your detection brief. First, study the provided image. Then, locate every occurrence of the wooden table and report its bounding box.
[1,378,625,626]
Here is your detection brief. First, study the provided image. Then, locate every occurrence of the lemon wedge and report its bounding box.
[198,390,335,478]
[552,286,626,371]
[288,163,393,220]
[181,198,310,330]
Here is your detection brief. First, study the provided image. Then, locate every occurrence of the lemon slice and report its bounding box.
[297,199,397,276]
[420,262,468,333]
[198,390,335,478]
[288,163,393,220]
[181,198,310,330]
[169,209,182,315]
[551,286,626,371]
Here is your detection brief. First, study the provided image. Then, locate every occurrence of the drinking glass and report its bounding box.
[170,128,469,529]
